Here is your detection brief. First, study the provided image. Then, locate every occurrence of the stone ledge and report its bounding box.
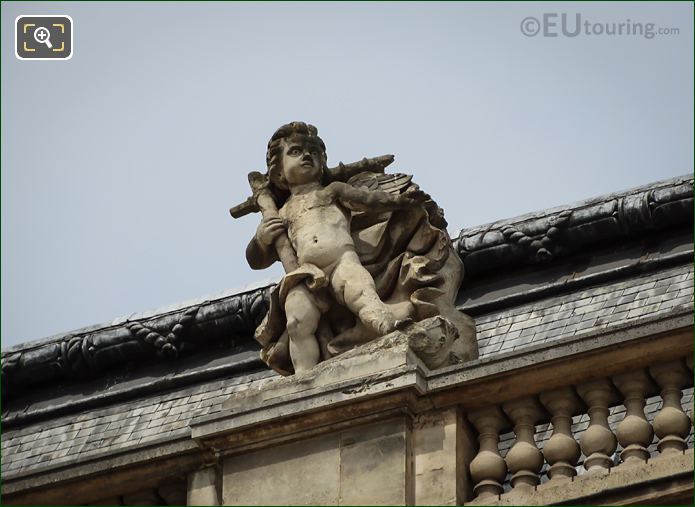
[191,310,692,456]
[191,328,430,453]
[1,436,200,488]
[0,437,207,505]
[427,309,692,398]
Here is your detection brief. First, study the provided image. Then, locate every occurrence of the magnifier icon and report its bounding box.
[34,26,53,49]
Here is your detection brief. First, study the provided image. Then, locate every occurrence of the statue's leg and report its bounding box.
[284,284,321,373]
[331,252,397,336]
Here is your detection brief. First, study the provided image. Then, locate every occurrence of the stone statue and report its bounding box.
[231,122,477,375]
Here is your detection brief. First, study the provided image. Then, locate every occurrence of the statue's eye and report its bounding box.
[289,147,302,156]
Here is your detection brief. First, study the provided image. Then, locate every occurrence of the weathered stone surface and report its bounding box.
[187,466,220,506]
[223,432,341,505]
[222,418,410,506]
[414,408,474,505]
[192,327,425,445]
[339,418,411,505]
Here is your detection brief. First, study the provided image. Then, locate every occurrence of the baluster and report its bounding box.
[502,397,545,491]
[577,379,618,473]
[539,387,581,481]
[686,356,693,425]
[613,369,654,465]
[468,406,509,499]
[650,360,691,455]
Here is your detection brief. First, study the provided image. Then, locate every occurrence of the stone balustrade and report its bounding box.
[466,357,693,503]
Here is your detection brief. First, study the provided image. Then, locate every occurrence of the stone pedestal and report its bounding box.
[190,319,470,505]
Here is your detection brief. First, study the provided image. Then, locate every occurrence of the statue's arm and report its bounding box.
[246,216,284,269]
[246,236,278,269]
[327,181,423,212]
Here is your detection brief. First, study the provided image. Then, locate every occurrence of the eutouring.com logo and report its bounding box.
[520,13,680,40]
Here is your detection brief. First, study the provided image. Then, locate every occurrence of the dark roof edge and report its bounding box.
[457,174,692,236]
[455,174,692,277]
[1,279,277,355]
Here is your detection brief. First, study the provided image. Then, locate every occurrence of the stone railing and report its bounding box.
[466,356,693,505]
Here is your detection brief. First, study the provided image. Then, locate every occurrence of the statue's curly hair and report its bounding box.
[266,122,327,192]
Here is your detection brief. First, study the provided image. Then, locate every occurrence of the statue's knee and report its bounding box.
[286,316,302,335]
[286,311,317,336]
[343,286,367,308]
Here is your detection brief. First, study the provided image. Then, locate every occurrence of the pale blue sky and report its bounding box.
[2,1,692,348]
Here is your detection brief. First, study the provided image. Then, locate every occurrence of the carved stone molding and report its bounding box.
[1,288,269,398]
[455,177,693,277]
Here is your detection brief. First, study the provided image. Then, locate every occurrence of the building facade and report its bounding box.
[2,175,693,505]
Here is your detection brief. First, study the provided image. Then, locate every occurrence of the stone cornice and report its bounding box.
[455,175,693,277]
[2,176,692,400]
[2,288,269,400]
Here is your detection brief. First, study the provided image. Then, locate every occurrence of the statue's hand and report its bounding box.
[256,217,286,247]
[398,187,429,206]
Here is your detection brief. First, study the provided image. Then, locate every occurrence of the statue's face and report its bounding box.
[280,136,324,186]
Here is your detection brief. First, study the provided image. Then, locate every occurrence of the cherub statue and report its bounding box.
[232,122,477,375]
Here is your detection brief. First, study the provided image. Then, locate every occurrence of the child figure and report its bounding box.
[247,122,423,372]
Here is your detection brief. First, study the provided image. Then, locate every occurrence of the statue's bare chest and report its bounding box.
[280,191,335,224]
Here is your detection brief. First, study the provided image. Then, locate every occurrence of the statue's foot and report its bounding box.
[371,316,412,336]
[372,318,396,336]
[360,308,410,337]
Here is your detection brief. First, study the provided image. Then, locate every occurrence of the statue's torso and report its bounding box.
[281,189,355,270]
